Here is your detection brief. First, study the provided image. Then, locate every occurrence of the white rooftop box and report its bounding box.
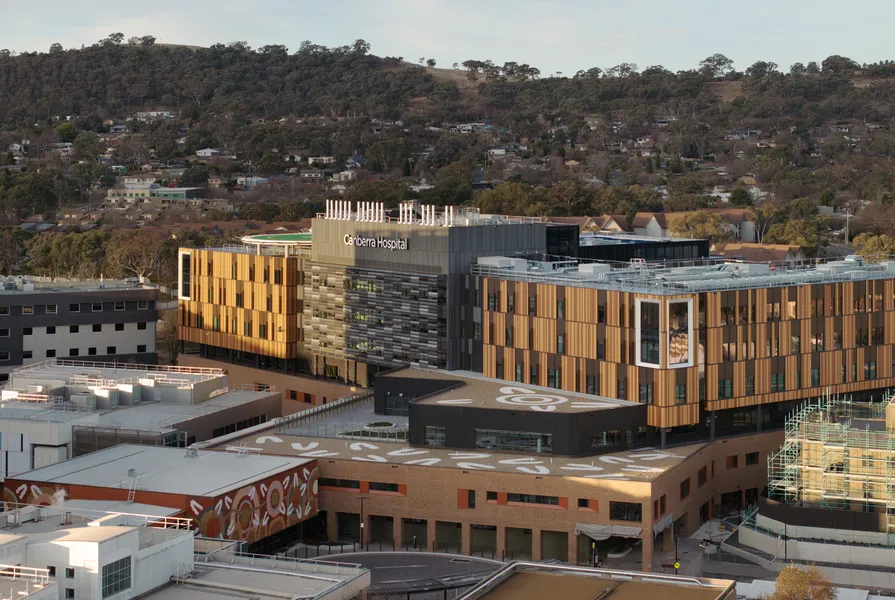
[578,263,611,276]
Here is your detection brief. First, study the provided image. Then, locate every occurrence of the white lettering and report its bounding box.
[343,234,408,251]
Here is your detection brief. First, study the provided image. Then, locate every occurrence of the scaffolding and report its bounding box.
[766,391,895,534]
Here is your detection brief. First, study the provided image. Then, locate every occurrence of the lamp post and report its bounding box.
[358,496,369,551]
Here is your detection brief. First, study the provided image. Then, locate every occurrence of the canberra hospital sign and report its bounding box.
[343,234,409,251]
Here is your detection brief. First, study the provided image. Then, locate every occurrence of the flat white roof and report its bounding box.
[17,445,312,497]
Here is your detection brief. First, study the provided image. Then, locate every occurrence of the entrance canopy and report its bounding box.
[575,523,642,541]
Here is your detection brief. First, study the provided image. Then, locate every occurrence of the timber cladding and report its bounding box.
[178,249,304,359]
[478,276,895,428]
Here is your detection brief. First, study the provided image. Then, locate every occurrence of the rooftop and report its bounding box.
[0,277,156,296]
[392,368,640,414]
[14,445,312,497]
[459,562,735,600]
[212,425,698,483]
[472,255,895,294]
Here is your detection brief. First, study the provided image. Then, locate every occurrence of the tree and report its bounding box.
[103,32,125,46]
[49,43,63,54]
[668,212,732,243]
[764,219,820,250]
[699,53,734,78]
[426,58,436,68]
[352,39,370,55]
[789,62,806,75]
[105,231,165,280]
[55,122,79,143]
[754,202,782,243]
[853,233,895,261]
[745,61,778,78]
[769,565,834,600]
[729,187,752,206]
[806,61,820,74]
[72,132,102,162]
[160,310,179,365]
[821,55,859,74]
[0,226,29,275]
[140,35,156,46]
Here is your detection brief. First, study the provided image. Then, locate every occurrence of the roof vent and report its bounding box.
[127,468,138,478]
[185,448,199,458]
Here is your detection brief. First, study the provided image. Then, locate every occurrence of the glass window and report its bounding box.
[0,328,7,337]
[46,349,56,358]
[137,345,147,353]
[88,348,97,356]
[47,326,56,334]
[0,307,8,316]
[811,368,820,387]
[115,323,124,332]
[92,302,102,312]
[137,301,148,310]
[0,352,9,361]
[718,378,733,399]
[46,304,57,314]
[468,490,475,508]
[639,383,653,404]
[68,348,78,357]
[556,334,564,355]
[475,429,552,453]
[638,301,660,365]
[745,376,755,396]
[507,493,559,505]
[23,327,31,335]
[680,477,690,499]
[369,482,400,492]
[69,303,80,313]
[609,501,642,522]
[487,491,497,501]
[675,383,686,405]
[425,426,445,446]
[697,466,707,486]
[745,452,759,466]
[319,478,361,489]
[93,324,101,332]
[23,306,33,315]
[107,346,116,355]
[668,301,690,365]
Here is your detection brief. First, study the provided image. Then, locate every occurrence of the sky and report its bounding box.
[4,0,895,75]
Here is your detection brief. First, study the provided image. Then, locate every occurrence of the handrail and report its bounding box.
[459,561,730,599]
[274,391,373,433]
[12,359,225,377]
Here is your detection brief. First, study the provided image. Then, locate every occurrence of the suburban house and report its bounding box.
[711,242,807,264]
[300,169,325,181]
[195,148,221,158]
[632,209,756,242]
[543,215,628,233]
[308,156,336,166]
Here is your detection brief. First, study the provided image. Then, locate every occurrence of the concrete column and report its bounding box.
[461,522,471,555]
[427,520,437,552]
[662,529,674,552]
[496,524,506,560]
[568,532,579,565]
[641,529,654,572]
[660,428,667,450]
[393,517,403,549]
[360,513,369,548]
[531,529,542,561]
[326,513,338,542]
[756,405,763,432]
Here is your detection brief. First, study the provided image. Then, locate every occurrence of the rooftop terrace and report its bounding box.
[472,254,895,294]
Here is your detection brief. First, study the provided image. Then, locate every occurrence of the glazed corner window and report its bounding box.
[179,251,192,299]
[636,299,661,367]
[668,300,692,366]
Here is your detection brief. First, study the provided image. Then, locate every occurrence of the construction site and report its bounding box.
[766,392,895,530]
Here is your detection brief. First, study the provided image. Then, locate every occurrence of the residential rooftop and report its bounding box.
[15,445,312,497]
[471,254,895,294]
[0,276,156,296]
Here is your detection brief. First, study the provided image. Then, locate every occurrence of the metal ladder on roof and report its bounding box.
[126,475,138,504]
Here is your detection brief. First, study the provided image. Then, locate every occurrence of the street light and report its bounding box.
[358,496,369,551]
